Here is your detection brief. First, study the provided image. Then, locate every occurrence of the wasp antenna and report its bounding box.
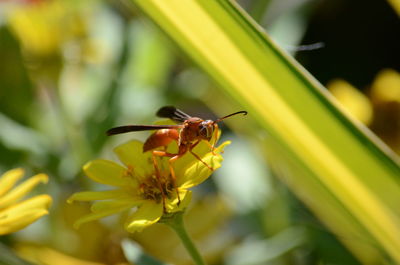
[214,111,247,123]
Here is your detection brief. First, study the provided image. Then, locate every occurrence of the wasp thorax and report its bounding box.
[138,174,175,203]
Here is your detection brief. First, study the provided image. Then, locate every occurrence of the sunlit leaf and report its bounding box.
[129,0,400,264]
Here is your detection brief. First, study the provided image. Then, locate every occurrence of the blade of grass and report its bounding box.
[129,0,400,263]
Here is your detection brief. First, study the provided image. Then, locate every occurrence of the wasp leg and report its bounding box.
[168,154,184,205]
[151,153,167,213]
[209,124,219,155]
[152,150,181,206]
[204,140,217,156]
[189,141,214,171]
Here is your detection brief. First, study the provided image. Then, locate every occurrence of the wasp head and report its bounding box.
[198,120,216,141]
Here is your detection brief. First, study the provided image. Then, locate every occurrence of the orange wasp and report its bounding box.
[107,106,247,205]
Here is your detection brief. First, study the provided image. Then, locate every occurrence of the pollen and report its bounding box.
[123,165,134,178]
[138,174,175,203]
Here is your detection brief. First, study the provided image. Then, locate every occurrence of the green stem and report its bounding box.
[161,212,206,265]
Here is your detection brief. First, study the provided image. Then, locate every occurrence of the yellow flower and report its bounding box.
[17,244,114,265]
[8,1,72,56]
[68,138,229,233]
[132,195,234,265]
[370,69,400,104]
[328,79,373,125]
[328,69,400,153]
[0,168,52,235]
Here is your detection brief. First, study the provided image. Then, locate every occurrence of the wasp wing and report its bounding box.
[156,106,191,123]
[106,124,183,136]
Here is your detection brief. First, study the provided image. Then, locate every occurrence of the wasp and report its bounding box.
[107,106,247,206]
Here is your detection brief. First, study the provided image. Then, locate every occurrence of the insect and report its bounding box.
[107,106,247,207]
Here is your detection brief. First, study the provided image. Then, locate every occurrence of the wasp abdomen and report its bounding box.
[143,129,179,152]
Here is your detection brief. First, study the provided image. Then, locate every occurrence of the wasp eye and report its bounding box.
[198,124,212,140]
[199,126,207,136]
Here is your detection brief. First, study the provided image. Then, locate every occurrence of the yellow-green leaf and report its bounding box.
[129,0,400,264]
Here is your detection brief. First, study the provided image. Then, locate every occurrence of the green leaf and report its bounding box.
[129,0,400,264]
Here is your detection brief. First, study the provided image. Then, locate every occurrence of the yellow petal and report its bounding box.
[125,201,163,233]
[83,160,134,187]
[0,168,24,197]
[67,189,130,203]
[73,201,136,229]
[113,140,154,177]
[177,141,230,189]
[165,189,192,213]
[0,195,51,235]
[0,195,52,217]
[90,199,142,213]
[17,245,105,265]
[0,173,48,209]
[0,209,49,235]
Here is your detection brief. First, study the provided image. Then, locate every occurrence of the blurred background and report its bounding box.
[0,0,399,264]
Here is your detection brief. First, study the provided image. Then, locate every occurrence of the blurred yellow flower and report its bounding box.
[15,202,130,265]
[68,139,229,233]
[370,69,400,103]
[18,245,107,265]
[8,1,72,56]
[0,168,52,235]
[328,69,400,153]
[7,0,99,63]
[328,79,373,125]
[386,0,400,16]
[369,69,400,153]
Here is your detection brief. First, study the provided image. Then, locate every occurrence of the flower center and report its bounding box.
[138,174,175,203]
